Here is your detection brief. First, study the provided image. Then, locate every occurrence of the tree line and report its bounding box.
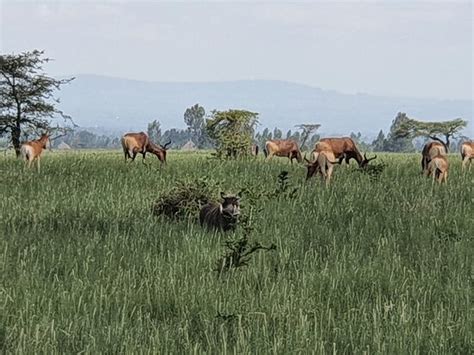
[1,50,469,155]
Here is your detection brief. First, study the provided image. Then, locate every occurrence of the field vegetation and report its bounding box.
[0,150,472,353]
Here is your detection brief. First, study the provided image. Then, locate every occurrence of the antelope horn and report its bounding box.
[161,140,171,149]
[367,154,377,161]
[364,152,377,161]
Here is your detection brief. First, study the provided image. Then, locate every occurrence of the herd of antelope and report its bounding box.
[18,131,474,184]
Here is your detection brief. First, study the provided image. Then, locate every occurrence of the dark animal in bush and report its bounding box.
[264,139,302,164]
[121,132,171,163]
[200,192,241,231]
[311,137,376,168]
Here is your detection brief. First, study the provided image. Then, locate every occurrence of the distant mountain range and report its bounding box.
[59,74,472,137]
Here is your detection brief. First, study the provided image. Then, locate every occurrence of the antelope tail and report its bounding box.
[263,147,268,158]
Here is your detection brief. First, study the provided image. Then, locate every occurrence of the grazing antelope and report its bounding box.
[421,141,447,174]
[199,192,241,232]
[460,141,474,170]
[311,137,376,168]
[264,139,302,164]
[426,154,449,184]
[20,133,49,172]
[306,140,376,185]
[121,132,171,164]
[304,150,340,186]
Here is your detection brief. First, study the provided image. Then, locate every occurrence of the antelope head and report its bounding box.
[359,153,377,168]
[160,140,171,150]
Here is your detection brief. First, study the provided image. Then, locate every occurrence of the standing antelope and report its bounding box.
[304,149,340,186]
[460,141,473,170]
[311,137,377,168]
[421,141,447,174]
[264,139,302,164]
[20,133,50,172]
[426,154,449,184]
[121,132,171,164]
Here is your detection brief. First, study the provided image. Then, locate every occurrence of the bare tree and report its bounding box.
[0,50,74,156]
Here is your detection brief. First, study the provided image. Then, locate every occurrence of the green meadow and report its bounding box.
[0,150,472,353]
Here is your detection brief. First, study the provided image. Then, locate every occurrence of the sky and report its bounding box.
[0,0,472,100]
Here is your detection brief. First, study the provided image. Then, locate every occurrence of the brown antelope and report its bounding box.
[264,139,302,164]
[421,141,447,174]
[426,154,449,184]
[20,133,50,172]
[306,140,376,185]
[311,137,376,168]
[460,141,473,170]
[121,132,171,164]
[304,150,340,186]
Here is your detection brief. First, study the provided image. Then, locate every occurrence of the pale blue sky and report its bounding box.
[1,0,472,100]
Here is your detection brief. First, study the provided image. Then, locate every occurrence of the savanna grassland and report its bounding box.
[0,150,472,353]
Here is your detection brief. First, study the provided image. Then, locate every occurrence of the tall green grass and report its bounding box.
[0,150,472,353]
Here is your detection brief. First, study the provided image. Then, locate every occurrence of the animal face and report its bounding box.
[359,153,377,168]
[154,149,166,162]
[220,193,240,217]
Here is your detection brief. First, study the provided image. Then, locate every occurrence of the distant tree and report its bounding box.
[372,129,386,152]
[254,131,262,145]
[161,128,191,149]
[285,129,292,139]
[308,133,321,148]
[350,131,362,143]
[384,113,415,152]
[273,127,283,139]
[393,113,467,150]
[147,119,162,143]
[260,127,271,145]
[206,109,259,158]
[184,103,209,147]
[295,123,321,150]
[75,130,97,148]
[292,131,301,143]
[0,50,74,156]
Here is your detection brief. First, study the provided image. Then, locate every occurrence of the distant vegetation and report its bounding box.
[1,51,469,154]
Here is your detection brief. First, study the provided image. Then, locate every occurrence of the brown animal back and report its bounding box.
[431,154,449,171]
[265,139,299,156]
[461,142,474,156]
[122,132,149,151]
[423,141,446,157]
[317,137,357,154]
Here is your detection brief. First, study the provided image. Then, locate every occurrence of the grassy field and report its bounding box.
[0,150,472,353]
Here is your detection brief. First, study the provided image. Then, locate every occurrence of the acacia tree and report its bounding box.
[206,109,259,158]
[184,103,209,147]
[295,123,321,150]
[0,50,74,156]
[393,113,467,150]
